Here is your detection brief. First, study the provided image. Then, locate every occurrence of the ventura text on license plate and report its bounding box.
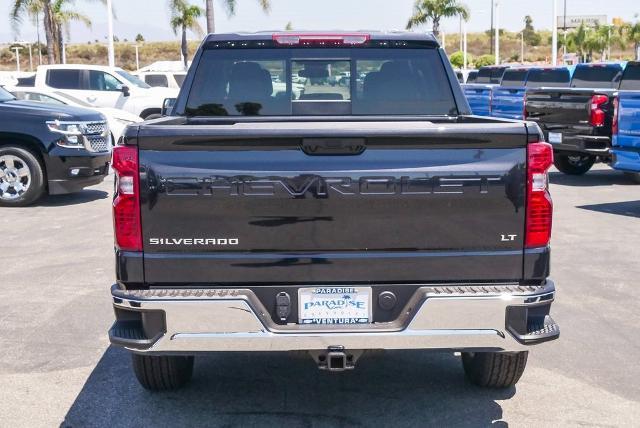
[298,287,371,325]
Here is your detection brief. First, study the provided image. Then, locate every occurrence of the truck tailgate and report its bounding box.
[137,121,529,284]
[526,89,594,126]
[615,91,640,149]
[491,87,525,119]
[462,84,493,116]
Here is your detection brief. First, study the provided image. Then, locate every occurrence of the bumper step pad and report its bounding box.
[523,315,560,343]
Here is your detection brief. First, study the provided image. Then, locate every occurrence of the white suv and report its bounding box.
[30,65,179,119]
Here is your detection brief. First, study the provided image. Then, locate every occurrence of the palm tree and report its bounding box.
[205,0,214,33]
[51,0,93,62]
[567,22,588,62]
[584,29,605,62]
[204,0,271,33]
[620,17,640,60]
[11,0,101,64]
[11,0,56,63]
[406,0,469,38]
[170,0,204,69]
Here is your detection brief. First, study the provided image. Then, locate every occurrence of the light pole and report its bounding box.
[28,43,33,71]
[494,1,500,65]
[563,0,567,56]
[463,21,468,70]
[490,0,494,55]
[12,47,23,72]
[552,0,558,65]
[35,12,42,65]
[459,16,463,53]
[107,0,115,67]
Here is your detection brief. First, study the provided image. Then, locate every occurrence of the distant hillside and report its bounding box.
[442,30,637,65]
[1,32,637,72]
[0,41,200,72]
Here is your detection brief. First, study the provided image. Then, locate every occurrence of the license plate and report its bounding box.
[298,287,372,325]
[548,132,563,144]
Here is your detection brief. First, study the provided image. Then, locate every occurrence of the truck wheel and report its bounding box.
[0,146,45,207]
[131,354,194,391]
[461,351,528,388]
[553,153,595,175]
[623,172,640,184]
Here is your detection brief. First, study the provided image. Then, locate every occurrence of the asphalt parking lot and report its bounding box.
[1,164,639,427]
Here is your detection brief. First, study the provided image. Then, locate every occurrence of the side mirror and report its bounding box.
[120,85,130,97]
[161,98,177,116]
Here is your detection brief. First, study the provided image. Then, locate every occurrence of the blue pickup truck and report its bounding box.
[491,67,572,120]
[462,66,507,116]
[612,61,640,182]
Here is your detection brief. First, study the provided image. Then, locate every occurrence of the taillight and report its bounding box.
[526,142,554,249]
[112,145,142,251]
[272,33,370,46]
[589,94,608,127]
[612,97,619,135]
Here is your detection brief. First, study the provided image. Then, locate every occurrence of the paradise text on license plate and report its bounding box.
[298,287,372,325]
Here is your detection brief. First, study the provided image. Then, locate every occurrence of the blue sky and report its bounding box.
[1,0,639,44]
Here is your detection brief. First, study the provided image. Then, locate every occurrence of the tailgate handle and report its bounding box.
[301,138,366,155]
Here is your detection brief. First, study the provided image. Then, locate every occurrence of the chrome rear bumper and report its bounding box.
[109,281,558,354]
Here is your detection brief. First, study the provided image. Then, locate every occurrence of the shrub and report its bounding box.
[449,51,474,68]
[474,54,496,68]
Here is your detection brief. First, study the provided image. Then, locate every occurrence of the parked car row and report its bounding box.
[8,87,142,143]
[0,63,182,206]
[15,64,179,119]
[460,62,640,180]
[0,85,111,206]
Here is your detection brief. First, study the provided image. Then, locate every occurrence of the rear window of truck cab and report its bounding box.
[184,46,458,116]
[619,63,640,90]
[525,68,571,88]
[500,69,528,87]
[466,70,478,83]
[475,67,507,84]
[570,64,623,88]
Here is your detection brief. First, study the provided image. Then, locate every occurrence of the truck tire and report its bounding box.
[624,172,640,184]
[131,354,194,391]
[553,153,595,175]
[0,146,45,207]
[461,351,528,388]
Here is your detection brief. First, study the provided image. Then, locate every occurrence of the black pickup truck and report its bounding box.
[0,86,111,206]
[108,31,559,391]
[525,62,625,175]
